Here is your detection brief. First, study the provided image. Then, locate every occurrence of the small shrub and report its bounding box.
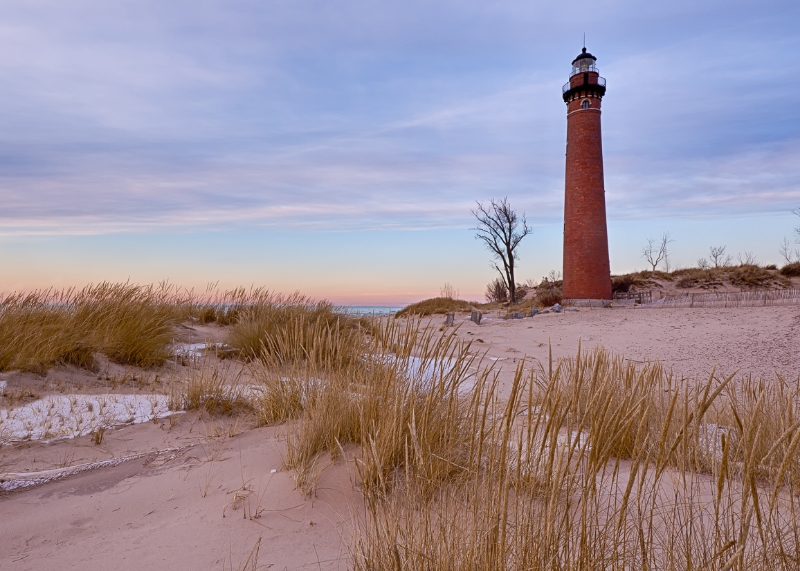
[780,262,800,277]
[484,278,508,302]
[439,283,459,299]
[727,264,789,289]
[534,276,562,307]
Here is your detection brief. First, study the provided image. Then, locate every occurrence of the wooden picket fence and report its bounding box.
[645,288,800,309]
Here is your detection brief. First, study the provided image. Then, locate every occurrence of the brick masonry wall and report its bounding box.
[563,94,612,300]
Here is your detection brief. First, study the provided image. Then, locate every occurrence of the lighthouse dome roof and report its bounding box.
[571,47,597,65]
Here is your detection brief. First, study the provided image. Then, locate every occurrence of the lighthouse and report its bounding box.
[561,47,612,303]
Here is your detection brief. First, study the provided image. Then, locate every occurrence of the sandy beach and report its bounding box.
[2,303,799,569]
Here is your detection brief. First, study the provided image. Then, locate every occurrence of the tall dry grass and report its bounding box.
[248,318,485,496]
[226,303,799,568]
[348,347,800,570]
[0,282,184,372]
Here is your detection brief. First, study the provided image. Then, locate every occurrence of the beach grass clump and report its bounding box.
[394,297,476,318]
[0,282,184,373]
[350,347,800,570]
[248,318,485,496]
[178,363,253,416]
[222,290,367,369]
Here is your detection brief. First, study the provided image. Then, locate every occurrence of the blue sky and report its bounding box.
[1,1,799,303]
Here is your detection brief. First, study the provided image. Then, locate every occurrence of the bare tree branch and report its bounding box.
[779,236,800,264]
[472,197,532,303]
[793,207,800,243]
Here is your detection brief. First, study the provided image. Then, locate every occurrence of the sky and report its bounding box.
[1,0,799,304]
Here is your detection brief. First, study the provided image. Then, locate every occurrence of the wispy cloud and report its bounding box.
[0,0,798,236]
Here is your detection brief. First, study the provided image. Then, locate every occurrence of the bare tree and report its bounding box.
[737,251,758,266]
[641,232,673,272]
[777,208,800,265]
[708,245,732,268]
[472,197,532,304]
[794,207,800,240]
[779,236,800,264]
[697,257,710,270]
[440,283,459,299]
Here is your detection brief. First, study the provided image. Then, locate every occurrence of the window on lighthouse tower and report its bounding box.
[581,100,590,109]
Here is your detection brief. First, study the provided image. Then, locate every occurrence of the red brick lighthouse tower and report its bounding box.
[562,47,612,302]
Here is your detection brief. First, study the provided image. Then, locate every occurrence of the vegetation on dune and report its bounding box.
[5,279,800,567]
[0,282,373,375]
[221,290,361,365]
[672,264,791,290]
[0,282,183,373]
[532,275,562,307]
[780,261,800,277]
[611,263,794,293]
[352,349,800,570]
[394,297,477,318]
[219,304,800,569]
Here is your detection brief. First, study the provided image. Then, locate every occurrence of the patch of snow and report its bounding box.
[173,342,208,357]
[0,393,177,445]
[0,380,6,392]
[697,423,731,459]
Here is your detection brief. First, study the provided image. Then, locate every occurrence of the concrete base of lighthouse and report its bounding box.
[562,298,613,308]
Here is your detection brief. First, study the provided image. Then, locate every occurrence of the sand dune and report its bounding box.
[2,304,798,569]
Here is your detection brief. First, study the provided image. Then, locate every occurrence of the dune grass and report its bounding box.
[0,282,185,373]
[6,282,799,568]
[236,304,800,569]
[350,348,800,570]
[247,317,483,496]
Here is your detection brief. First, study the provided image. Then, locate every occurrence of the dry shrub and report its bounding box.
[727,264,791,289]
[352,347,800,570]
[611,272,657,293]
[780,262,800,277]
[0,283,183,373]
[673,267,727,289]
[484,278,508,302]
[534,276,562,307]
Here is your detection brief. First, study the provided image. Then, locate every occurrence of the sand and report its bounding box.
[450,304,800,398]
[1,304,798,569]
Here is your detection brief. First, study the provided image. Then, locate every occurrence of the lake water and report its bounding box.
[340,305,405,316]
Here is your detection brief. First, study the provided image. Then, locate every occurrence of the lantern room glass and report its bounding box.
[571,58,598,76]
